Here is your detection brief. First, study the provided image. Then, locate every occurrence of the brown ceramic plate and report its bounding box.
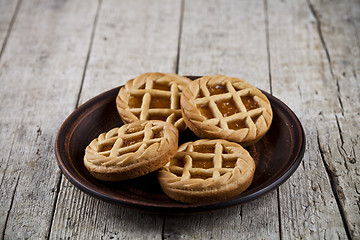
[55,77,305,215]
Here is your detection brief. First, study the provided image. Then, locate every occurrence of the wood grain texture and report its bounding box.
[164,193,279,240]
[0,1,21,236]
[267,0,355,238]
[178,0,271,91]
[49,0,182,239]
[164,1,280,239]
[0,0,20,56]
[308,0,360,238]
[0,0,98,238]
[50,179,164,239]
[0,0,357,238]
[78,0,183,105]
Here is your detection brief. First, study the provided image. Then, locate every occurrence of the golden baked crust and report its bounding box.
[157,139,255,203]
[84,120,178,181]
[116,72,192,131]
[181,75,273,146]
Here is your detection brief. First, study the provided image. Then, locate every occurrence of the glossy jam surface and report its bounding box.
[153,129,162,138]
[216,99,239,117]
[222,160,236,168]
[192,160,214,169]
[191,173,210,179]
[172,158,185,167]
[197,90,204,98]
[208,85,227,95]
[193,145,215,153]
[100,144,113,151]
[126,126,144,134]
[222,147,231,154]
[197,104,214,119]
[122,136,143,147]
[241,96,258,111]
[251,115,259,123]
[148,114,168,121]
[150,96,171,108]
[228,120,246,130]
[191,145,215,168]
[153,82,170,91]
[128,95,143,108]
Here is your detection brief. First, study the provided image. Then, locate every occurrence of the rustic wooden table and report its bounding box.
[0,0,359,239]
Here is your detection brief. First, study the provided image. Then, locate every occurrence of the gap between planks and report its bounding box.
[46,0,103,238]
[0,0,22,237]
[175,0,185,75]
[75,0,103,108]
[162,1,185,238]
[263,0,273,95]
[264,1,281,238]
[307,0,344,115]
[0,0,22,61]
[1,175,20,239]
[307,0,353,238]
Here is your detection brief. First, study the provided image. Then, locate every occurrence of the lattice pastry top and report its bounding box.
[116,72,192,131]
[157,139,255,203]
[84,120,178,181]
[181,75,273,146]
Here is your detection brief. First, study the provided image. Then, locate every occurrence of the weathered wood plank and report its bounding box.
[308,0,360,238]
[164,193,279,240]
[0,0,98,238]
[267,0,354,238]
[78,0,183,104]
[164,1,280,239]
[0,0,21,191]
[178,0,271,91]
[0,0,355,239]
[49,0,182,238]
[51,180,165,239]
[0,0,20,55]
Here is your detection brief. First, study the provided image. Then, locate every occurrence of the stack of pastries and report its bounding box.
[84,73,273,203]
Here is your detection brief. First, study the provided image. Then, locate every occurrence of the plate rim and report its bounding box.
[55,81,306,214]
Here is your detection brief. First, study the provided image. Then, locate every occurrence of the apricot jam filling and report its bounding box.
[192,160,214,169]
[197,90,204,98]
[128,95,143,108]
[216,99,239,117]
[191,145,215,168]
[152,129,162,138]
[100,144,113,151]
[153,82,170,91]
[227,120,246,130]
[172,158,185,167]
[191,174,210,180]
[126,126,144,134]
[222,147,232,154]
[222,160,236,168]
[148,114,168,121]
[150,96,171,108]
[251,115,259,123]
[193,145,215,153]
[241,96,258,111]
[208,84,227,95]
[197,104,213,119]
[122,136,143,147]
